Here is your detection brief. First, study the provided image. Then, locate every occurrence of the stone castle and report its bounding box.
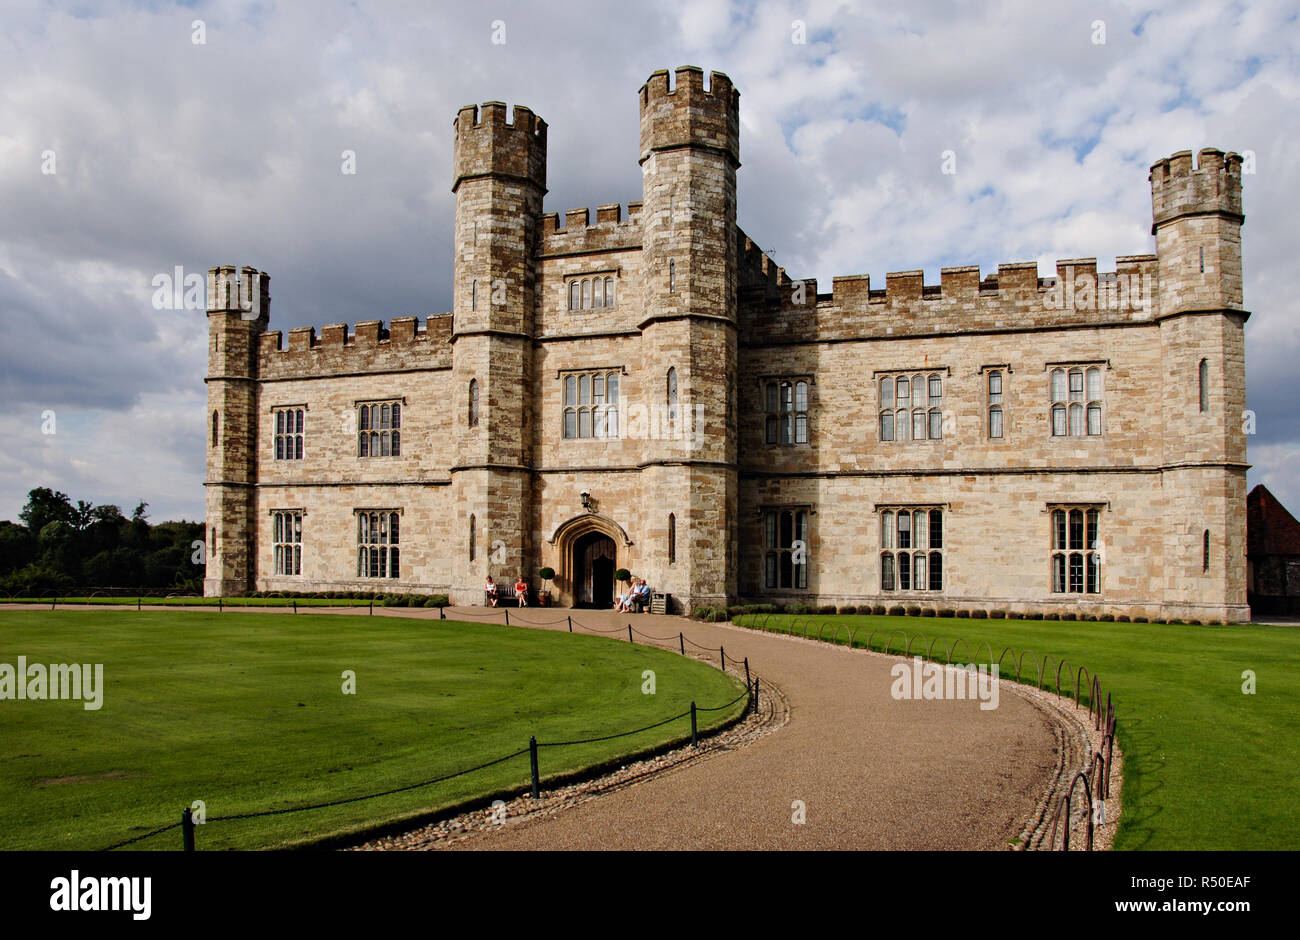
[204,66,1250,622]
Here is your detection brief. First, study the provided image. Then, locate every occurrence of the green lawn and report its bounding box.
[732,612,1300,850]
[1,596,372,607]
[0,610,746,851]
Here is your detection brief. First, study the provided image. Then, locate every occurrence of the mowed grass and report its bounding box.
[733,612,1300,850]
[1,597,369,607]
[0,610,746,851]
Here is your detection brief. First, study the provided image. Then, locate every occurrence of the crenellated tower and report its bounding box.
[449,102,546,602]
[636,67,741,605]
[204,265,270,596]
[1151,148,1249,620]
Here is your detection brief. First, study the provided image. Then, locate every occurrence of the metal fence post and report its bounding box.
[505,609,510,626]
[568,616,573,633]
[182,806,195,852]
[292,599,297,614]
[690,702,698,747]
[439,606,445,620]
[627,624,633,643]
[679,632,684,655]
[720,646,725,671]
[744,657,750,687]
[137,597,141,611]
[218,596,222,613]
[529,735,540,798]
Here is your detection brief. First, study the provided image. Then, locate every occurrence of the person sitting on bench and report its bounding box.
[514,575,529,607]
[483,575,499,607]
[627,579,652,613]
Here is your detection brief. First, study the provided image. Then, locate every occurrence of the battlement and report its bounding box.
[257,314,453,380]
[1150,148,1243,230]
[539,201,644,254]
[740,255,1161,345]
[737,230,792,298]
[207,265,270,318]
[639,66,740,166]
[453,101,547,192]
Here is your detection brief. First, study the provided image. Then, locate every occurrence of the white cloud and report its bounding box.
[0,0,1295,520]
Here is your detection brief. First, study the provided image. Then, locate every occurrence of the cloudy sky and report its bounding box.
[1,0,1296,523]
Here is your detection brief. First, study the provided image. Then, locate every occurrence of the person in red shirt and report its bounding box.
[514,575,529,607]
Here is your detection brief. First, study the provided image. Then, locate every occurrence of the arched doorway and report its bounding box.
[573,532,617,608]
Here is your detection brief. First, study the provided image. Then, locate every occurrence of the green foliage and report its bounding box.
[0,488,201,591]
[614,568,631,583]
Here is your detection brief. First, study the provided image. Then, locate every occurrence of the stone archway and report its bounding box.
[548,513,633,609]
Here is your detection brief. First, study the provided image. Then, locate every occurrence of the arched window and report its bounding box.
[668,513,676,564]
[468,379,479,428]
[987,371,1003,439]
[1203,529,1210,572]
[582,279,591,309]
[764,378,809,445]
[357,511,400,579]
[604,277,615,307]
[668,259,675,292]
[879,378,894,442]
[211,411,219,446]
[1050,507,1101,593]
[471,279,477,311]
[1053,367,1103,436]
[593,278,604,308]
[569,281,580,310]
[1199,358,1209,412]
[358,402,400,457]
[469,514,476,562]
[666,367,678,421]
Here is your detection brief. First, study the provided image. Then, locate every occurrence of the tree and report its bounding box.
[18,488,75,537]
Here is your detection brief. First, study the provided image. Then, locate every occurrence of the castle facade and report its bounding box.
[204,66,1250,622]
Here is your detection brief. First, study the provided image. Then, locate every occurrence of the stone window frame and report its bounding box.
[356,508,402,580]
[356,398,404,458]
[761,505,812,592]
[272,405,306,461]
[468,379,480,429]
[1048,504,1104,595]
[1047,361,1106,438]
[560,367,623,440]
[878,504,946,593]
[271,509,303,576]
[876,367,949,444]
[566,269,619,311]
[1199,358,1210,413]
[761,376,813,446]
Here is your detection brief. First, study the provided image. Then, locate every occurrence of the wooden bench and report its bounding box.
[484,588,530,607]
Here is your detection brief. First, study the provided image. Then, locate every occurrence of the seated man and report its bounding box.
[629,579,652,612]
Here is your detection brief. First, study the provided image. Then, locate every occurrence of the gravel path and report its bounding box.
[367,607,1065,851]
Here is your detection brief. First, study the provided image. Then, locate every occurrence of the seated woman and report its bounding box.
[614,581,636,613]
[629,579,652,612]
[513,575,529,607]
[484,575,499,607]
